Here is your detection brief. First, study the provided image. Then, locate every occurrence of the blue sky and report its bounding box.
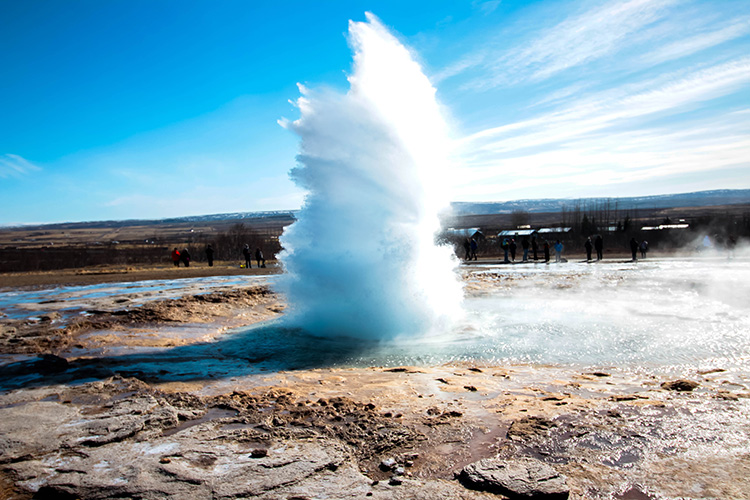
[1,0,748,225]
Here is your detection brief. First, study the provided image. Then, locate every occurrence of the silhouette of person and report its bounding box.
[543,239,550,263]
[205,245,214,267]
[171,248,180,267]
[584,237,593,261]
[595,235,603,261]
[509,239,517,262]
[502,238,510,263]
[242,244,252,269]
[727,235,737,257]
[522,237,530,262]
[180,248,191,267]
[255,247,265,268]
[630,238,639,261]
[531,236,539,261]
[640,240,648,258]
[463,238,471,261]
[470,238,478,261]
[554,240,563,263]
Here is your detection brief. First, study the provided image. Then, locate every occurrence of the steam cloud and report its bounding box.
[278,13,463,340]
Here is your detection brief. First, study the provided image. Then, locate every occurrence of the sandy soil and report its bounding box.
[0,263,748,499]
[0,261,281,289]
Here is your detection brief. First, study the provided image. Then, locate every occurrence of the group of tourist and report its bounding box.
[170,244,266,268]
[242,244,266,268]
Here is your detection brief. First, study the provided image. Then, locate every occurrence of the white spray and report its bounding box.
[278,13,463,340]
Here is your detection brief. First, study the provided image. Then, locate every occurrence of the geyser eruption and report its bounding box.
[278,13,463,340]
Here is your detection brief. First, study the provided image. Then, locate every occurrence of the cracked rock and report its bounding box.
[458,457,569,499]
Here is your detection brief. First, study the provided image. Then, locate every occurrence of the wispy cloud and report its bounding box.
[640,16,750,66]
[461,56,750,154]
[473,0,502,16]
[505,0,677,82]
[453,53,750,199]
[439,0,750,93]
[0,154,41,178]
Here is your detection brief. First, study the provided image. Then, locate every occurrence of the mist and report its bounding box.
[277,14,463,340]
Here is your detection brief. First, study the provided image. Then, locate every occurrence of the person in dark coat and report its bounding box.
[584,237,593,261]
[470,238,478,261]
[255,247,265,268]
[205,245,214,267]
[171,248,180,267]
[502,238,510,263]
[463,238,471,261]
[531,236,539,261]
[543,239,550,263]
[522,237,530,262]
[509,239,517,262]
[630,238,639,261]
[595,235,603,261]
[242,244,252,269]
[180,248,191,267]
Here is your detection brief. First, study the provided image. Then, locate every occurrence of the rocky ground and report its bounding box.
[1,267,749,499]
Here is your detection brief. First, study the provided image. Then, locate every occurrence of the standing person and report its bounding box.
[640,240,648,258]
[242,244,252,269]
[584,237,593,261]
[595,235,603,261]
[554,240,563,263]
[509,239,517,262]
[727,235,737,259]
[531,236,539,261]
[255,247,265,268]
[171,248,181,267]
[630,238,639,261]
[463,238,471,261]
[502,238,510,263]
[522,237,530,262]
[205,244,214,267]
[543,239,550,263]
[470,238,478,261]
[180,248,191,267]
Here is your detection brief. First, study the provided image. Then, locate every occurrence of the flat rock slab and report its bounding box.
[459,457,569,499]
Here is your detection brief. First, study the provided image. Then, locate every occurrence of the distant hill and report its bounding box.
[3,211,298,231]
[3,189,750,230]
[449,189,750,216]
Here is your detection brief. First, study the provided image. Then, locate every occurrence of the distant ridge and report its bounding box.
[2,211,298,230]
[3,190,749,229]
[449,189,750,216]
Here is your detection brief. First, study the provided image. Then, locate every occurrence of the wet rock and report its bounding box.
[35,354,69,374]
[458,457,569,499]
[507,416,555,441]
[39,312,61,322]
[661,379,699,391]
[464,385,478,392]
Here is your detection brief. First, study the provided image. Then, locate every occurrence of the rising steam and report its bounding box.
[277,13,463,340]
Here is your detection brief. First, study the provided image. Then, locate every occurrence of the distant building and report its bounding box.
[498,229,536,237]
[641,224,690,231]
[445,228,484,240]
[536,227,572,235]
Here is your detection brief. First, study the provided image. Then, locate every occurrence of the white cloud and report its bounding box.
[640,17,750,66]
[0,154,41,178]
[452,53,750,199]
[460,56,750,157]
[506,0,677,81]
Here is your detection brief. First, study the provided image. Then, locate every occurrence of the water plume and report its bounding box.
[277,13,463,340]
